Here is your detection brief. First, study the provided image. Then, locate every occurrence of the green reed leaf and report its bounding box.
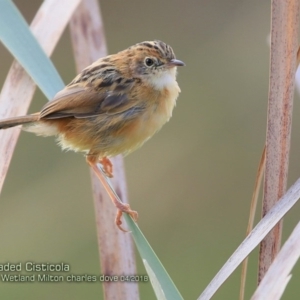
[0,0,64,99]
[103,172,183,299]
[124,215,183,300]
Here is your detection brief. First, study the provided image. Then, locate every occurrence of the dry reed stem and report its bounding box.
[259,0,300,282]
[252,221,300,299]
[69,1,138,299]
[0,0,81,191]
[239,147,266,300]
[198,177,300,300]
[240,45,300,300]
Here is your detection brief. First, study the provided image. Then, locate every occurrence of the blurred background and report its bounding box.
[1,0,300,299]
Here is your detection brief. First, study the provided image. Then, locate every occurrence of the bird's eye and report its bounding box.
[145,57,155,67]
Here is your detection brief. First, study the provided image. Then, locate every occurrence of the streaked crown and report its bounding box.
[129,40,176,61]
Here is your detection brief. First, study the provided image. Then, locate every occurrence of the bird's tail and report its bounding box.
[0,113,39,129]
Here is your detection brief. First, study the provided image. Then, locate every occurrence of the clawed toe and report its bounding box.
[99,157,113,178]
[115,205,138,232]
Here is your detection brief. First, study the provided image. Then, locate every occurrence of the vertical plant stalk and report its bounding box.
[239,147,266,300]
[0,0,80,192]
[259,0,300,283]
[69,1,139,299]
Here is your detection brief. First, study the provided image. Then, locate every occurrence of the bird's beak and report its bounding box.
[168,59,185,67]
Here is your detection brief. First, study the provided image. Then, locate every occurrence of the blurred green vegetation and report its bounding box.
[1,0,300,299]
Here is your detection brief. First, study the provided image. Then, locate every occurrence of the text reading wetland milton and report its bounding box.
[0,262,149,283]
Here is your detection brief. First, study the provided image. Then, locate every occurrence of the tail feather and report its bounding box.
[0,113,39,129]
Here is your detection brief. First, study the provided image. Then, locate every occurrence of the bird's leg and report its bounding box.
[99,157,113,178]
[86,156,138,231]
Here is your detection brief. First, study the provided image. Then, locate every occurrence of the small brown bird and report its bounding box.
[0,40,184,230]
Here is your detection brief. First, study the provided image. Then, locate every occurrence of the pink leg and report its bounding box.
[86,156,138,231]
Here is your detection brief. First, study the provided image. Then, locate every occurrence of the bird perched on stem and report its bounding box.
[0,40,185,231]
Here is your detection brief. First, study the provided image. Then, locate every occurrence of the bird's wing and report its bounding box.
[40,57,141,120]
